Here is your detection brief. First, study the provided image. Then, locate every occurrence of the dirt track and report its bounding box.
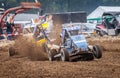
[0,37,120,78]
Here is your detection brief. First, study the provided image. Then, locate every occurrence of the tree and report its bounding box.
[1,0,120,14]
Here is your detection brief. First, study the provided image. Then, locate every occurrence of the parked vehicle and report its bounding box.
[96,12,120,36]
[80,23,96,37]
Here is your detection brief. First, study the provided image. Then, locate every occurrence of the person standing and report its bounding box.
[6,16,14,40]
[0,27,4,40]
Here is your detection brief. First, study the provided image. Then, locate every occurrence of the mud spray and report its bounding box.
[13,36,48,61]
[12,22,62,61]
[48,22,62,45]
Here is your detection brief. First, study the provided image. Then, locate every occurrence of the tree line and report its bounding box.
[0,0,120,14]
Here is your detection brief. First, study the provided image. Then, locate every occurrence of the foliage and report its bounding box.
[0,0,120,14]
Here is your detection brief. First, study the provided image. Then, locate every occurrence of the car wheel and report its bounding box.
[48,49,57,61]
[98,31,104,36]
[86,53,94,61]
[93,45,102,59]
[8,47,15,56]
[61,48,69,61]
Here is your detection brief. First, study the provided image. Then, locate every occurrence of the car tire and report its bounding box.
[86,53,94,61]
[8,47,15,56]
[61,48,69,61]
[93,45,102,59]
[48,49,57,61]
[98,31,104,36]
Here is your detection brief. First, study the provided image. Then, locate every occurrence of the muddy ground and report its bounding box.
[0,37,120,78]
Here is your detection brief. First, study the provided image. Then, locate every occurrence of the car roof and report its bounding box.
[62,23,96,31]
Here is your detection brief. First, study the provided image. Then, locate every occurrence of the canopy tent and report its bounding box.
[87,6,120,19]
[87,6,120,23]
[0,8,4,15]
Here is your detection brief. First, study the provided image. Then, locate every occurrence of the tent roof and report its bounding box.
[0,8,4,11]
[87,6,120,19]
[14,13,39,21]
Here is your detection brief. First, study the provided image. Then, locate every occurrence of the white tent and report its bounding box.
[87,6,120,19]
[0,8,4,15]
[0,8,4,11]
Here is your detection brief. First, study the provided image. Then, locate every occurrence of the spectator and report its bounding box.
[0,27,4,40]
[6,15,14,40]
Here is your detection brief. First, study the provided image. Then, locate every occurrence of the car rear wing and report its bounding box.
[62,23,82,28]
